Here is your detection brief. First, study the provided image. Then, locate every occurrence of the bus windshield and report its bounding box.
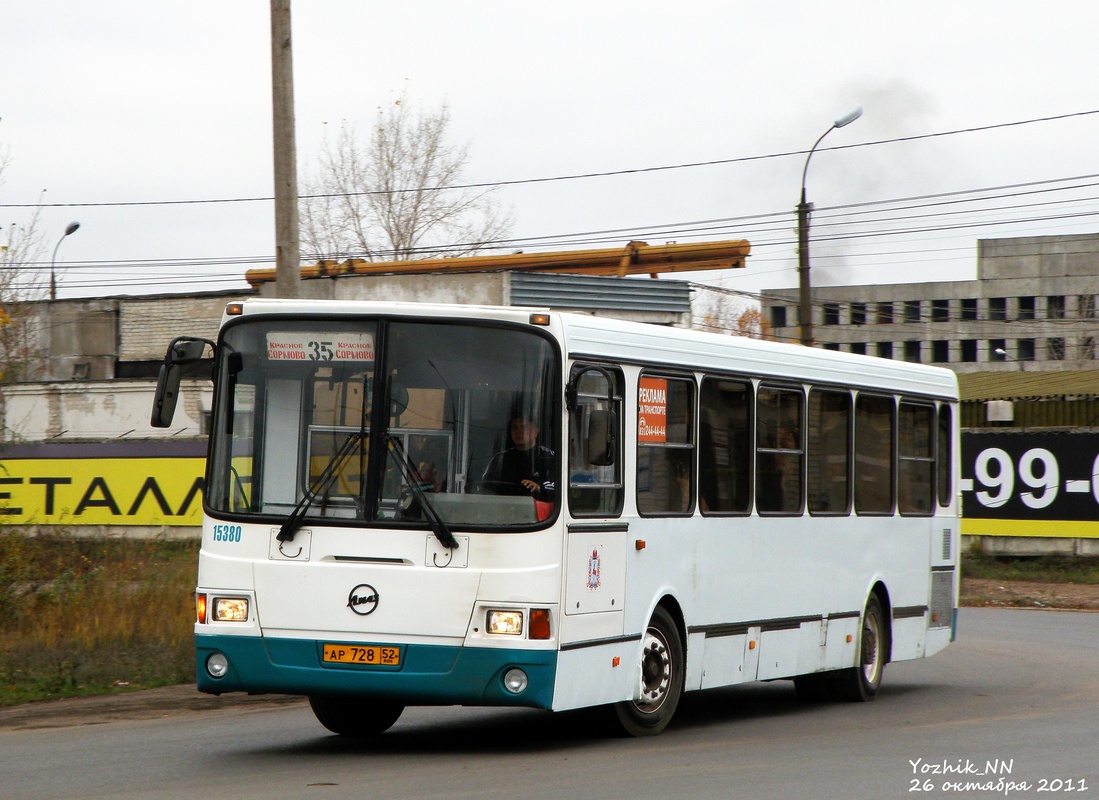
[205,317,559,530]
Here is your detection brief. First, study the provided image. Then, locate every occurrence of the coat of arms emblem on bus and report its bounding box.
[347,584,380,615]
[587,549,601,591]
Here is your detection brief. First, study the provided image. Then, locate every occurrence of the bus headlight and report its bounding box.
[212,597,249,622]
[486,610,524,636]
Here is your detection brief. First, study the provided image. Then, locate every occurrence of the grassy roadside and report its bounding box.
[961,551,1099,584]
[0,533,197,707]
[2,535,1097,708]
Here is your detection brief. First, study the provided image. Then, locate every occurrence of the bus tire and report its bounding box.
[611,606,685,736]
[835,593,887,702]
[308,694,404,736]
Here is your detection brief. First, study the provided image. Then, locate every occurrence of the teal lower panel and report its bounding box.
[196,634,556,710]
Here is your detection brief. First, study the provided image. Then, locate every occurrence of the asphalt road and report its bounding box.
[1,608,1096,800]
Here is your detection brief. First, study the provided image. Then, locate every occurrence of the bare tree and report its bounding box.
[301,97,512,262]
[732,307,771,340]
[0,144,47,386]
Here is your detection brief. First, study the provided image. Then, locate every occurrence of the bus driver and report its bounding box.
[481,415,556,501]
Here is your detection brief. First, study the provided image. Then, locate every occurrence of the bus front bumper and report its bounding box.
[195,633,556,710]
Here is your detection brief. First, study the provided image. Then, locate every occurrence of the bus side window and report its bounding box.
[755,386,804,515]
[898,401,934,516]
[854,394,895,514]
[699,377,752,514]
[636,375,695,516]
[568,366,624,517]
[807,389,851,515]
[937,403,954,508]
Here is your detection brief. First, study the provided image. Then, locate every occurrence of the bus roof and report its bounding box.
[560,312,959,401]
[227,298,958,401]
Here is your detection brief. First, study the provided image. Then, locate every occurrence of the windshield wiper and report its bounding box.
[386,435,458,550]
[277,432,365,543]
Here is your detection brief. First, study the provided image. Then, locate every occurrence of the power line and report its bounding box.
[23,169,1099,294]
[4,109,1098,210]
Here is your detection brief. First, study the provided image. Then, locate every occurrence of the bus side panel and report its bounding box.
[924,625,954,658]
[551,641,636,711]
[757,628,803,681]
[890,617,928,662]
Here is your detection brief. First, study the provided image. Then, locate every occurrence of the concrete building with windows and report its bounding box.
[762,232,1099,374]
[764,232,1099,555]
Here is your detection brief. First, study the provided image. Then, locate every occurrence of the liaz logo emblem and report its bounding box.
[347,584,379,616]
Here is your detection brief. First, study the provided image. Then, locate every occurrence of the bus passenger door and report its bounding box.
[553,365,631,711]
[563,363,626,627]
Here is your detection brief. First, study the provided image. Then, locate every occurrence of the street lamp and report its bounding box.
[50,221,81,300]
[797,106,863,347]
[994,347,1027,371]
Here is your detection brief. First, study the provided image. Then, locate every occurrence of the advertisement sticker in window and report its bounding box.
[638,377,668,443]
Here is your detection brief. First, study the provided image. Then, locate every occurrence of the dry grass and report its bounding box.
[0,533,198,706]
[962,551,1099,584]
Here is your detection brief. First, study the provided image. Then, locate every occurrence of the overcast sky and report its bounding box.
[3,1,1099,303]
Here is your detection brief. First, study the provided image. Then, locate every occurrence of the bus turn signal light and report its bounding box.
[529,608,551,640]
[196,593,207,624]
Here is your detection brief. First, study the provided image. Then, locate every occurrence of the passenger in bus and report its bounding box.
[481,415,556,501]
[410,436,448,492]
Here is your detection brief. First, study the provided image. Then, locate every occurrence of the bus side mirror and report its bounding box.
[587,409,617,466]
[150,336,215,428]
[151,363,183,428]
[171,340,208,362]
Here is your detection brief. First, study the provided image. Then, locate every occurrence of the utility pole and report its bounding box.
[797,106,863,348]
[796,191,812,347]
[270,0,301,298]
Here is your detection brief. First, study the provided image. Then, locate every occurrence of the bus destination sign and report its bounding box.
[266,332,375,362]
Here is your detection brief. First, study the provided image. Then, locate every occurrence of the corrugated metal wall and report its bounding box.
[508,272,691,313]
[962,397,1099,429]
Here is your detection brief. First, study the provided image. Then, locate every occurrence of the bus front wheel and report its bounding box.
[611,606,685,736]
[835,593,888,702]
[308,694,404,736]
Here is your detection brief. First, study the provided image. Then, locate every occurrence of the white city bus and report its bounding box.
[152,298,959,737]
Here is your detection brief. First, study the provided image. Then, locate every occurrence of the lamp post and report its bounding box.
[797,106,862,347]
[50,221,81,300]
[994,347,1026,372]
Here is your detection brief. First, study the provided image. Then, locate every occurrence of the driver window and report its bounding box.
[568,365,623,517]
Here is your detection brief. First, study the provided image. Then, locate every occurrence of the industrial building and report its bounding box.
[763,232,1099,555]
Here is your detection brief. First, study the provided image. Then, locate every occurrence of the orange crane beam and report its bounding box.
[245,239,750,287]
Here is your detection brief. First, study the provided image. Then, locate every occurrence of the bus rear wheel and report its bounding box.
[308,694,404,736]
[835,594,887,702]
[611,606,684,736]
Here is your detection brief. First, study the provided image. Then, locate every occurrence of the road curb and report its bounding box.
[0,684,305,731]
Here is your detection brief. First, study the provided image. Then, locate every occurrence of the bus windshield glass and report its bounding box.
[206,317,559,529]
